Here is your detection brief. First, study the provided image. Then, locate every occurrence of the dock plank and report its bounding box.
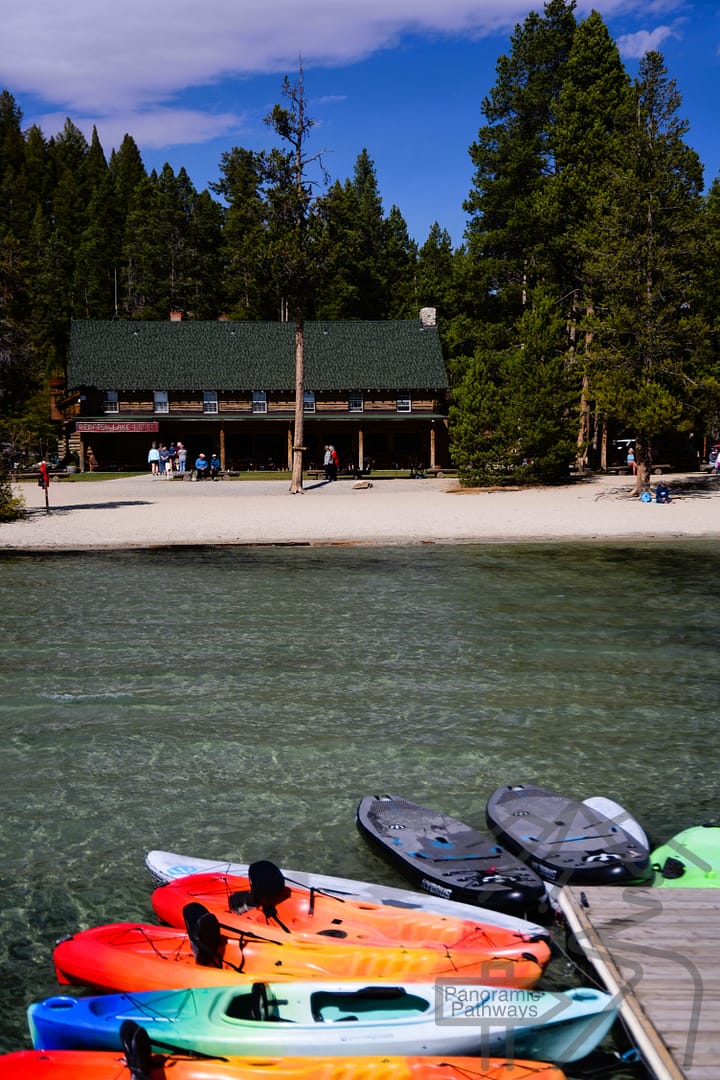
[560,887,719,1080]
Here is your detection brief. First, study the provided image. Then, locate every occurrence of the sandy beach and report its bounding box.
[1,470,718,551]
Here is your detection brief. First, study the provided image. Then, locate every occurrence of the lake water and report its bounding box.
[1,541,719,1070]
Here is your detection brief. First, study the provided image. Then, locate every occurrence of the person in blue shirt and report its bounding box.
[210,453,222,480]
[195,453,209,480]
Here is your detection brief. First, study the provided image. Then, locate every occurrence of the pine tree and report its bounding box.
[315,150,388,319]
[585,51,708,488]
[454,0,579,482]
[550,11,633,467]
[464,0,577,316]
[380,206,418,319]
[212,146,273,318]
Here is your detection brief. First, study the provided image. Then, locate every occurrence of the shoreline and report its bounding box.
[1,471,718,552]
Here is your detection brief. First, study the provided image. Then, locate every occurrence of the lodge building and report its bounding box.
[56,309,450,473]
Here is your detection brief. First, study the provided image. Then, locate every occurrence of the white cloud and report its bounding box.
[0,0,691,153]
[34,109,245,152]
[2,0,533,115]
[617,24,682,59]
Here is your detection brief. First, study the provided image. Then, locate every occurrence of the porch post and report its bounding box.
[430,422,436,469]
[358,428,364,472]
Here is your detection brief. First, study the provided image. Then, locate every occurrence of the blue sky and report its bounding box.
[2,1,719,247]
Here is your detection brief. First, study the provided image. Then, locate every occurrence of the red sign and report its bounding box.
[76,422,159,433]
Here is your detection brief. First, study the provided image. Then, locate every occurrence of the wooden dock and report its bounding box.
[559,887,720,1080]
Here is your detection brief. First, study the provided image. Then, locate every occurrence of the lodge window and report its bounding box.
[154,390,169,414]
[303,390,316,413]
[103,390,119,414]
[396,394,412,413]
[348,391,363,413]
[252,390,267,414]
[203,390,219,415]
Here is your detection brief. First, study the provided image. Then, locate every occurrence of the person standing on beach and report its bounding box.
[176,442,187,473]
[323,445,332,481]
[148,442,160,476]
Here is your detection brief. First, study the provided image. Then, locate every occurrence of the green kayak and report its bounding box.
[651,825,720,887]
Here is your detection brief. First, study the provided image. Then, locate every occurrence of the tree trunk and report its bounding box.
[632,461,650,495]
[576,372,591,470]
[289,303,305,493]
[631,436,652,495]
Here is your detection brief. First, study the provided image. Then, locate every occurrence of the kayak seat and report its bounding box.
[120,1020,152,1079]
[249,860,291,907]
[183,902,222,966]
[225,991,296,1023]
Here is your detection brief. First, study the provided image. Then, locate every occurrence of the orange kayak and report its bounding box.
[151,870,551,961]
[0,1049,567,1080]
[53,917,545,993]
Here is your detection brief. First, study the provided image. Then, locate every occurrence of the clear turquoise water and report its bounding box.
[1,542,719,1067]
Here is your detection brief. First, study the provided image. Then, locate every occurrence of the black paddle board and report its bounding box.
[356,794,548,919]
[485,784,653,886]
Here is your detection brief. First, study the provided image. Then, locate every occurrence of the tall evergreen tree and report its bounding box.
[73,172,123,318]
[416,222,461,328]
[585,51,708,487]
[212,146,273,318]
[109,134,147,217]
[454,0,579,482]
[379,205,417,319]
[464,0,577,316]
[695,179,720,444]
[316,150,389,318]
[550,11,633,466]
[121,165,222,318]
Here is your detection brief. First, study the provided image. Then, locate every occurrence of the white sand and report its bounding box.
[1,471,718,550]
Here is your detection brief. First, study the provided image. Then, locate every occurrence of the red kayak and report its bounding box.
[53,911,547,992]
[150,867,551,959]
[0,1048,567,1080]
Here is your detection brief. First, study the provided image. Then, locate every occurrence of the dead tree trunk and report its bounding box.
[289,306,305,494]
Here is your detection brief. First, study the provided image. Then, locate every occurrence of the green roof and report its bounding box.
[68,320,448,392]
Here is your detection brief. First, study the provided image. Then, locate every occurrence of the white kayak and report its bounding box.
[145,850,549,938]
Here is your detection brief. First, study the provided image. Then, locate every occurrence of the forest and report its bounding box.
[1,0,719,500]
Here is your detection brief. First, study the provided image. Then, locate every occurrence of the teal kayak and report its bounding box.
[28,981,618,1063]
[651,825,720,887]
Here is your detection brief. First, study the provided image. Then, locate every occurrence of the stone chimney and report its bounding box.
[419,307,437,328]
